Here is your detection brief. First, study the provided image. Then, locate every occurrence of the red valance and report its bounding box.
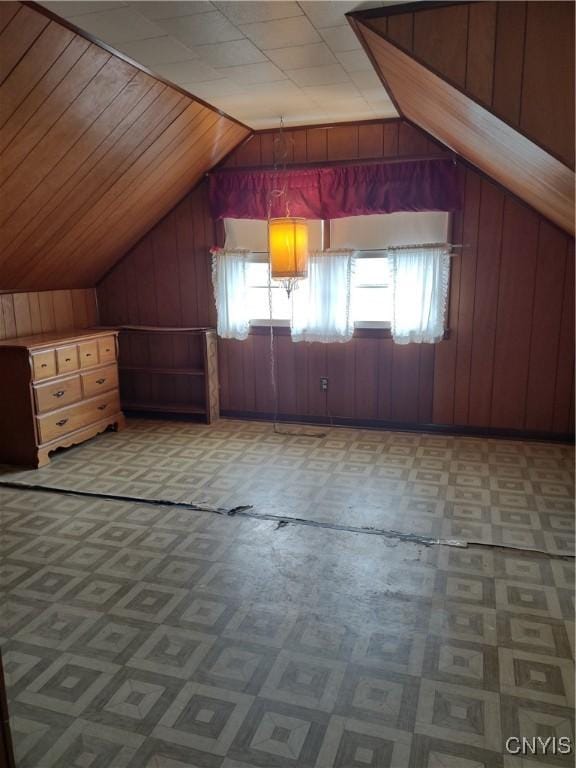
[209,159,460,220]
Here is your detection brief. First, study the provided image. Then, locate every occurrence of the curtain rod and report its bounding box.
[249,243,461,256]
[385,242,461,250]
[208,154,454,175]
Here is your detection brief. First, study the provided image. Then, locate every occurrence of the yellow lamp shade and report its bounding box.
[268,217,309,279]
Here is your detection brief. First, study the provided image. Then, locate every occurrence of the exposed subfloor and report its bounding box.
[1,471,574,767]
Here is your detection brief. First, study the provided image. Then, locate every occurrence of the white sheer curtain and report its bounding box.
[292,249,354,343]
[211,249,250,340]
[389,246,450,344]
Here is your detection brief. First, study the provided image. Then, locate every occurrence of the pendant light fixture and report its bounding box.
[268,216,308,297]
[268,118,309,297]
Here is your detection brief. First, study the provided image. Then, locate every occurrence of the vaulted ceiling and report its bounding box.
[0,1,250,290]
[349,2,575,235]
[1,1,573,294]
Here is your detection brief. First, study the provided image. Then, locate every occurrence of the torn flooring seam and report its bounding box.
[0,480,572,559]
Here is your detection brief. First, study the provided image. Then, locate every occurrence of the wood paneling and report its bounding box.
[98,183,216,329]
[0,2,250,290]
[357,1,574,168]
[98,118,574,436]
[521,2,575,171]
[354,23,574,235]
[0,289,97,339]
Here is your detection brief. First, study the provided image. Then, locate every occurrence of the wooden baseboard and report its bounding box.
[220,410,575,444]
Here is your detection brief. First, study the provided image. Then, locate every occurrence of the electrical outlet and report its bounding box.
[320,376,329,391]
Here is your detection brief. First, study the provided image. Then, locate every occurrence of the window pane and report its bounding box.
[351,287,391,322]
[350,257,390,322]
[246,262,296,320]
[353,257,389,286]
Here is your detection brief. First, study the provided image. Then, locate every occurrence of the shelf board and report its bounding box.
[122,401,206,414]
[120,366,205,376]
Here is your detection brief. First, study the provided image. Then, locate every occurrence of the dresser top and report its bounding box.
[0,328,117,350]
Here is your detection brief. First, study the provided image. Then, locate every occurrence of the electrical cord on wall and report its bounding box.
[265,116,326,439]
[266,249,326,439]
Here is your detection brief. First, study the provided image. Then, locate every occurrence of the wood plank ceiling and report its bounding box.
[0,2,251,290]
[349,2,575,236]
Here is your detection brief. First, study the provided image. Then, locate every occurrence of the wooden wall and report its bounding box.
[0,288,97,339]
[0,2,249,290]
[364,1,574,168]
[352,13,574,235]
[98,119,575,437]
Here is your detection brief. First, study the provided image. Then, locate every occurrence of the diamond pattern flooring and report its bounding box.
[1,418,574,555]
[1,462,574,766]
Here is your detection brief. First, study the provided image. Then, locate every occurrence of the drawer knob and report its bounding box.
[96,378,106,385]
[65,358,71,362]
[97,404,108,411]
[56,418,68,427]
[41,363,47,368]
[85,353,92,357]
[53,390,65,398]
[105,348,110,353]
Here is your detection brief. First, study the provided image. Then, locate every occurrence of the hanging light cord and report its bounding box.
[266,117,326,439]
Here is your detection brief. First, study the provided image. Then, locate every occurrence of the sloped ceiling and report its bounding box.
[0,1,251,290]
[349,2,575,235]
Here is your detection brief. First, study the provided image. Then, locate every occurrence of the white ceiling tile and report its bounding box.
[360,86,393,102]
[158,11,244,45]
[219,62,287,86]
[45,0,397,128]
[41,1,127,18]
[185,78,244,99]
[328,107,379,122]
[266,42,337,70]
[289,63,350,87]
[242,80,304,99]
[247,108,329,128]
[320,24,362,52]
[366,101,398,118]
[300,1,381,29]
[335,49,373,73]
[349,69,383,89]
[66,7,165,43]
[301,81,362,104]
[131,1,214,20]
[215,1,302,25]
[117,36,197,66]
[240,16,321,50]
[195,39,267,68]
[155,59,224,84]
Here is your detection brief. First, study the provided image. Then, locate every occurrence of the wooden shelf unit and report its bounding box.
[115,327,219,423]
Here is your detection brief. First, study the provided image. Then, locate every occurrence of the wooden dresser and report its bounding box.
[0,329,124,468]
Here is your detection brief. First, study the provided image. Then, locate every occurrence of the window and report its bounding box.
[332,212,449,328]
[223,212,449,328]
[225,219,323,324]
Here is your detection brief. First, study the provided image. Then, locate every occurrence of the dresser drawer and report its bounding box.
[37,391,120,444]
[98,336,116,363]
[78,340,99,368]
[56,345,79,374]
[31,349,56,380]
[82,365,118,398]
[34,375,82,414]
